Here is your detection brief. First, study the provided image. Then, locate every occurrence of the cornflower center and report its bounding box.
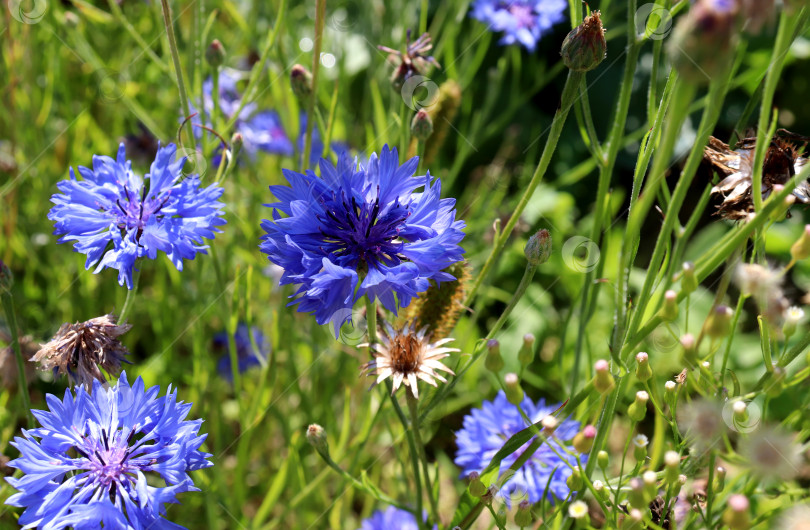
[110,184,172,239]
[76,428,138,494]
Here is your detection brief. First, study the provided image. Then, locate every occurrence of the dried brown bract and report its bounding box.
[705,129,810,220]
[31,314,131,387]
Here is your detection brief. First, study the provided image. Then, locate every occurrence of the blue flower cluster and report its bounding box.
[5,372,212,529]
[470,0,567,52]
[48,143,226,289]
[260,145,465,334]
[455,391,581,504]
[214,323,270,379]
[359,506,434,530]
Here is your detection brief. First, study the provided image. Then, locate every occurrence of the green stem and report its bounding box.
[119,270,140,322]
[160,0,196,151]
[408,393,439,525]
[1,291,33,427]
[464,70,583,308]
[303,0,326,170]
[107,0,169,72]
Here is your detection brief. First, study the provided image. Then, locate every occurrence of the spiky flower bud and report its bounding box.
[518,333,535,367]
[468,471,487,497]
[573,425,597,454]
[723,494,750,530]
[661,290,678,321]
[628,391,649,422]
[682,262,697,294]
[410,110,433,141]
[504,373,524,405]
[306,424,328,453]
[791,225,810,262]
[561,11,606,72]
[485,339,504,372]
[290,64,313,102]
[525,229,552,266]
[594,359,615,393]
[635,351,652,382]
[205,39,226,68]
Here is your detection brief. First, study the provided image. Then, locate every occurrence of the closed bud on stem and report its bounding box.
[628,391,649,422]
[681,333,697,365]
[0,259,12,292]
[468,471,486,497]
[525,229,552,266]
[791,225,810,262]
[561,11,607,72]
[673,474,687,496]
[633,434,649,462]
[306,424,328,454]
[205,39,226,68]
[664,451,680,484]
[290,64,313,102]
[518,333,535,366]
[714,465,726,493]
[566,467,583,491]
[597,450,609,470]
[541,414,558,435]
[410,110,433,141]
[481,485,497,506]
[515,499,533,527]
[230,132,243,159]
[504,373,524,405]
[682,262,697,294]
[766,365,786,397]
[621,508,644,529]
[664,380,678,408]
[594,359,615,393]
[732,400,748,425]
[723,494,750,530]
[705,305,733,339]
[485,339,504,372]
[628,477,648,509]
[642,470,658,498]
[635,352,652,382]
[573,425,597,454]
[783,306,804,339]
[568,499,590,526]
[661,290,678,321]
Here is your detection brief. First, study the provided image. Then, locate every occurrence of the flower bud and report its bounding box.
[682,262,697,294]
[514,499,533,527]
[593,479,608,500]
[568,499,590,525]
[766,365,786,397]
[723,494,750,530]
[628,477,648,509]
[642,470,658,498]
[230,132,243,160]
[627,391,649,422]
[541,414,558,435]
[485,339,504,372]
[681,333,697,365]
[205,39,226,68]
[566,467,583,491]
[673,474,687,496]
[468,471,487,497]
[0,259,12,292]
[290,64,313,102]
[783,306,804,339]
[525,229,552,266]
[573,425,597,454]
[791,225,810,262]
[518,333,535,367]
[306,424,328,453]
[635,351,652,382]
[504,372,524,405]
[705,305,733,339]
[561,11,606,72]
[632,434,648,462]
[597,449,609,470]
[714,465,726,493]
[621,508,644,529]
[664,451,680,484]
[660,290,678,321]
[410,110,433,141]
[594,359,615,394]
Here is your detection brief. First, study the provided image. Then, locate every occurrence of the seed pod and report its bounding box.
[561,11,607,72]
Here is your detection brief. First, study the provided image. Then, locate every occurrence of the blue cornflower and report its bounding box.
[359,506,434,530]
[214,323,270,379]
[198,71,293,159]
[4,372,212,529]
[48,143,226,289]
[470,0,567,52]
[260,145,466,334]
[454,391,581,505]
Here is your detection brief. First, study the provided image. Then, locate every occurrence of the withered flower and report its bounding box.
[31,314,131,386]
[378,31,440,90]
[705,130,810,220]
[360,320,457,398]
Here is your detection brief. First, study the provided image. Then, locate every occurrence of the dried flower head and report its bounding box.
[360,321,457,398]
[31,314,131,386]
[705,130,810,220]
[378,31,440,90]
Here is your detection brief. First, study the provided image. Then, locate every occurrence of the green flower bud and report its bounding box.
[705,305,733,339]
[594,359,615,394]
[627,477,648,509]
[525,229,552,266]
[514,500,533,527]
[468,471,487,497]
[518,333,535,367]
[664,451,680,485]
[621,508,644,529]
[290,64,313,102]
[504,373,524,405]
[783,306,804,339]
[791,225,810,262]
[723,494,750,530]
[661,290,678,321]
[573,425,597,454]
[597,450,609,470]
[561,11,607,72]
[410,110,433,141]
[230,132,243,160]
[635,352,652,382]
[306,424,328,454]
[566,467,583,491]
[632,434,648,462]
[681,333,697,365]
[642,470,658,498]
[714,465,726,493]
[682,262,698,294]
[205,39,226,68]
[485,339,504,373]
[627,391,649,422]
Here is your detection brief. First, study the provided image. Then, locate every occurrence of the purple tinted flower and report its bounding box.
[455,391,581,505]
[214,323,270,379]
[359,506,434,530]
[4,372,212,529]
[260,145,466,335]
[470,0,568,52]
[197,71,293,159]
[48,143,226,289]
